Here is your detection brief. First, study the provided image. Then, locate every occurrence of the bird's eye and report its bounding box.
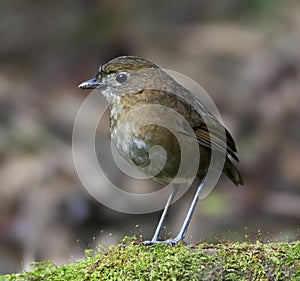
[115,72,128,84]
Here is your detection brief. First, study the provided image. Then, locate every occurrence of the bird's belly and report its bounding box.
[111,124,182,183]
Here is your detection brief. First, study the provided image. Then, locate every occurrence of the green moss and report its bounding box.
[2,237,299,281]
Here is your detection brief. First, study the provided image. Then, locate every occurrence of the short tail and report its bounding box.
[223,157,244,186]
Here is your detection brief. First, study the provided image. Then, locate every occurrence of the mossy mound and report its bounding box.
[2,238,299,281]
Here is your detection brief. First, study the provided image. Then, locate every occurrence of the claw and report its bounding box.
[142,238,187,246]
[142,240,158,246]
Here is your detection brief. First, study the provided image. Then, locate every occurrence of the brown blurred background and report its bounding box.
[0,0,299,274]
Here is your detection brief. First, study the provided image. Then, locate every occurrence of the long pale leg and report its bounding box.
[143,184,180,245]
[163,181,205,245]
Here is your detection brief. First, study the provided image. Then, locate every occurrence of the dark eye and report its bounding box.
[116,72,128,84]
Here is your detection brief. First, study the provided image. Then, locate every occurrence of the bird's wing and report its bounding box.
[125,88,239,162]
[193,124,239,162]
[164,87,240,162]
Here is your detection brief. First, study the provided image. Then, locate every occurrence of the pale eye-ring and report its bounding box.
[115,72,128,84]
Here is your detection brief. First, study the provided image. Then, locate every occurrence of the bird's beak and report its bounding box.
[78,78,108,90]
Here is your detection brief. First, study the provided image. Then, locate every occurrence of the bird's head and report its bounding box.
[78,56,170,104]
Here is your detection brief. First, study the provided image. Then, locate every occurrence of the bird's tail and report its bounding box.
[223,157,244,186]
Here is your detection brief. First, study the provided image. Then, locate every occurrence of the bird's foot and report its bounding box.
[142,238,187,246]
[142,240,159,246]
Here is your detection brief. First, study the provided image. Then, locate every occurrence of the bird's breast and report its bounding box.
[108,94,203,183]
[110,113,182,182]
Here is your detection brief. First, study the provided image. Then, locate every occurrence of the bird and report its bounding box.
[78,55,244,245]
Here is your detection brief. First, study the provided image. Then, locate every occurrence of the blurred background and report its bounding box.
[1,0,300,274]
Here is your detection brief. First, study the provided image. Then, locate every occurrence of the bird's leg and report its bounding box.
[142,185,180,245]
[163,181,205,245]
